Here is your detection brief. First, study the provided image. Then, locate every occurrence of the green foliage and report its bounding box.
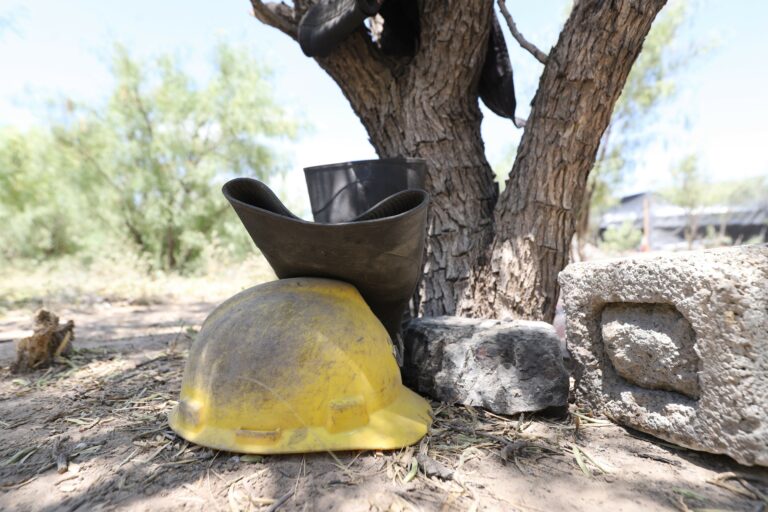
[664,154,704,250]
[0,128,93,259]
[599,221,643,253]
[0,42,297,271]
[702,175,768,207]
[663,154,704,210]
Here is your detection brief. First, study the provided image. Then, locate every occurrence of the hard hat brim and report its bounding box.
[169,383,431,454]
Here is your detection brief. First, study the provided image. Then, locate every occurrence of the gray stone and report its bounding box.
[559,244,768,466]
[402,317,569,415]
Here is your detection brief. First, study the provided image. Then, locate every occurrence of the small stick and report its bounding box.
[265,489,294,512]
[56,453,69,474]
[53,330,73,359]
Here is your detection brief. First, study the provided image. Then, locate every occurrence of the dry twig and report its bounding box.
[497,0,549,64]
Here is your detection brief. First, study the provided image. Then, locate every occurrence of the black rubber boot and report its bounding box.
[304,157,427,224]
[378,0,421,57]
[479,14,517,120]
[299,0,382,58]
[222,178,429,357]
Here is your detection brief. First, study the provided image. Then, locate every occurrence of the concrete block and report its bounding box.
[559,245,768,466]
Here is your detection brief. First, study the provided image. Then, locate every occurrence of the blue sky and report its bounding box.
[1,0,766,210]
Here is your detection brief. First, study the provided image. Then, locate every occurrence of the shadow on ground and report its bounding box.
[0,334,766,511]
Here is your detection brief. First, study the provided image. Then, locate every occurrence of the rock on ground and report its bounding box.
[402,317,569,415]
[559,244,768,467]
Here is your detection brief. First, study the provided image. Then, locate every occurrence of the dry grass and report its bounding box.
[0,253,274,313]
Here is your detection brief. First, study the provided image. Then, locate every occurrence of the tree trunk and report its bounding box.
[250,0,667,322]
[467,0,667,322]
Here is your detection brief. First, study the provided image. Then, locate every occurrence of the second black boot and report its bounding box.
[304,157,427,224]
[479,14,517,120]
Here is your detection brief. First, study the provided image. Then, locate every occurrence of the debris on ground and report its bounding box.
[11,310,75,373]
[1,304,766,511]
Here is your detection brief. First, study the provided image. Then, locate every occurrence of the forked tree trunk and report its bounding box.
[251,0,667,322]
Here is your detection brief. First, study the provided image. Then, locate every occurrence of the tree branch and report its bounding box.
[250,0,298,40]
[497,0,548,65]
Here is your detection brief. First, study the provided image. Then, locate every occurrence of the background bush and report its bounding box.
[0,42,296,272]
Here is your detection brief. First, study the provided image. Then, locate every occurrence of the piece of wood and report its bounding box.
[12,310,75,373]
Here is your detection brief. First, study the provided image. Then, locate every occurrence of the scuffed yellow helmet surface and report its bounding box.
[169,277,432,454]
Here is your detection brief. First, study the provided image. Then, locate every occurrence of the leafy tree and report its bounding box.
[664,154,704,249]
[600,221,644,254]
[0,128,88,259]
[574,0,702,259]
[51,43,297,271]
[705,175,768,206]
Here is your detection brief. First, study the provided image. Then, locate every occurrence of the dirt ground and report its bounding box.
[1,300,767,512]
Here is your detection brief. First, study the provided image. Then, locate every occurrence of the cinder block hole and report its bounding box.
[600,302,701,399]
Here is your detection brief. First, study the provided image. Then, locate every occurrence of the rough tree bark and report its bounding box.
[251,0,667,323]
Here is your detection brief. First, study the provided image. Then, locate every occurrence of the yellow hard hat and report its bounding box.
[169,277,432,454]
